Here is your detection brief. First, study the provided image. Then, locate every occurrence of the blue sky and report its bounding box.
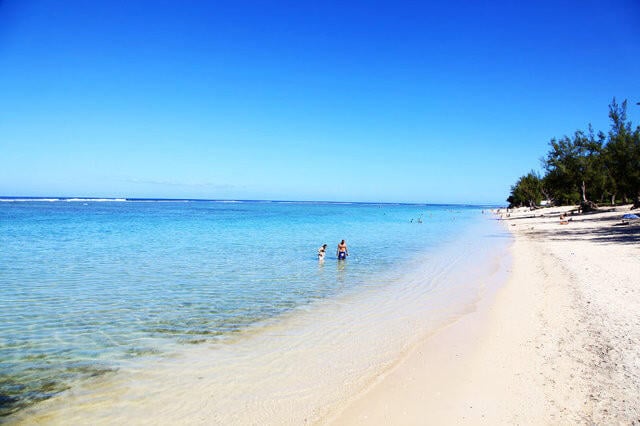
[1,0,639,203]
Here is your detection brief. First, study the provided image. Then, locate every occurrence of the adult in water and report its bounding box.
[336,239,348,260]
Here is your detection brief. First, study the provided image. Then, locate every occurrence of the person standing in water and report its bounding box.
[318,244,327,261]
[336,239,348,260]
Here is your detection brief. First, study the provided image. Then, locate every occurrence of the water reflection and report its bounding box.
[336,259,347,285]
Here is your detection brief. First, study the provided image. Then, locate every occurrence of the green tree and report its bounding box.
[603,98,640,206]
[543,135,581,205]
[585,126,611,204]
[543,127,603,210]
[507,98,639,208]
[507,171,543,208]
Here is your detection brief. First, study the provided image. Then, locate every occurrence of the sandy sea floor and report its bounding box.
[333,205,640,424]
[10,215,510,425]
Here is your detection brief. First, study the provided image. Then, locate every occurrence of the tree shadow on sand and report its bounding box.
[523,222,640,246]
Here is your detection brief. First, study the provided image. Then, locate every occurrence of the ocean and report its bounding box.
[0,199,510,421]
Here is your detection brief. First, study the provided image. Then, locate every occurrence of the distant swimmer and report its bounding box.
[336,239,348,260]
[318,244,327,261]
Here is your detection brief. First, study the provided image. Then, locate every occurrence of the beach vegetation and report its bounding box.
[604,99,640,207]
[542,126,605,210]
[507,171,544,208]
[508,98,640,209]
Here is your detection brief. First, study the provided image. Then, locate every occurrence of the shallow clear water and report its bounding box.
[0,199,493,416]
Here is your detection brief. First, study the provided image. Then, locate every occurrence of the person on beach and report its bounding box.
[318,244,327,261]
[336,240,348,260]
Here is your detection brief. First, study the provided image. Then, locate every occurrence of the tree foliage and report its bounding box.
[508,98,640,209]
[603,99,640,205]
[507,171,543,208]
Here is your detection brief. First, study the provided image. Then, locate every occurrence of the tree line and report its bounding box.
[507,98,640,210]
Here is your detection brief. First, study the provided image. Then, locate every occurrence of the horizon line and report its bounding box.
[0,195,503,207]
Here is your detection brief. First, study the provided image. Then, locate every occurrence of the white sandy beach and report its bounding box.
[332,205,640,424]
[10,206,640,425]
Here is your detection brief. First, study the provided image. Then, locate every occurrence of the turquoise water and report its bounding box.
[0,199,492,417]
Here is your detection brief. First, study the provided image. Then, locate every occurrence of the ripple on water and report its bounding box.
[0,201,496,417]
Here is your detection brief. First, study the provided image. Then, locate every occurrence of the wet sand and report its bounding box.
[11,218,509,425]
[332,205,640,424]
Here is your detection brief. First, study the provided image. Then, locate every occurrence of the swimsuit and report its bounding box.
[338,251,346,260]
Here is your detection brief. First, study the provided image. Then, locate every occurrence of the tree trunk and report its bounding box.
[579,180,598,212]
[611,194,616,206]
[541,187,552,206]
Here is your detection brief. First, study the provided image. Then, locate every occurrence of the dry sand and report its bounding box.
[331,205,640,424]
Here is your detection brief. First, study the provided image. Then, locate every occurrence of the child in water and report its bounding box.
[318,244,327,261]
